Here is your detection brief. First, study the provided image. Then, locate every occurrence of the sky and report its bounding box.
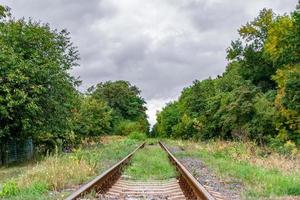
[1,0,298,125]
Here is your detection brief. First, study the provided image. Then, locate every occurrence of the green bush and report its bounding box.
[128,132,147,140]
[270,138,298,155]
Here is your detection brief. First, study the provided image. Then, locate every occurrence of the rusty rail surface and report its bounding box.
[65,142,145,200]
[159,141,215,200]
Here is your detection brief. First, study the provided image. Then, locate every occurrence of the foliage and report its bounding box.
[74,97,112,137]
[114,120,147,136]
[273,65,300,145]
[0,5,150,152]
[227,9,276,91]
[86,80,149,135]
[153,102,180,138]
[0,7,80,148]
[89,81,147,122]
[154,3,300,147]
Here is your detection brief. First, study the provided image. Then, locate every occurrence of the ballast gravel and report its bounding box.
[167,144,243,200]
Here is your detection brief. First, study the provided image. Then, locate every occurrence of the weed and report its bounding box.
[0,136,139,199]
[18,155,94,191]
[0,181,19,197]
[124,145,177,180]
[166,139,300,198]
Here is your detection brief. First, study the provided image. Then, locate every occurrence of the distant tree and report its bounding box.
[273,65,300,145]
[155,102,180,138]
[88,80,149,134]
[74,97,112,137]
[179,78,216,118]
[89,81,146,120]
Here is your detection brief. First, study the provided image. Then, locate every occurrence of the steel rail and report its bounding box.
[65,142,145,200]
[159,141,215,200]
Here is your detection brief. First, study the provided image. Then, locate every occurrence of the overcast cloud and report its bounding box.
[1,0,297,125]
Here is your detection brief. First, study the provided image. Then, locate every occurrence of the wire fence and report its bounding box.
[0,138,33,165]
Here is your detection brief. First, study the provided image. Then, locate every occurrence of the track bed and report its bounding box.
[66,142,216,200]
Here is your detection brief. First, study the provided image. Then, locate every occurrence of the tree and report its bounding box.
[0,7,80,147]
[154,102,180,138]
[227,9,276,91]
[153,3,300,147]
[89,81,147,121]
[88,80,149,134]
[273,65,300,145]
[74,97,112,137]
[250,92,278,144]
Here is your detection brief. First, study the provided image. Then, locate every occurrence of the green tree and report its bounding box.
[74,97,112,137]
[250,91,278,144]
[154,102,180,138]
[89,81,146,120]
[153,3,300,148]
[88,80,149,134]
[264,3,300,66]
[0,7,80,147]
[227,9,276,90]
[179,78,216,118]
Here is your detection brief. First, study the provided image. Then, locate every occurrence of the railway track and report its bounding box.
[66,142,220,200]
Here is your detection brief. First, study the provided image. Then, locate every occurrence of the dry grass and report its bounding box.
[172,139,300,175]
[166,139,300,198]
[0,136,140,199]
[18,155,95,190]
[0,165,33,185]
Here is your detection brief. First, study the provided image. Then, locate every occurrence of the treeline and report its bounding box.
[0,6,148,152]
[153,4,300,148]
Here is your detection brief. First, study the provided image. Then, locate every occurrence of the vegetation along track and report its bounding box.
[66,142,217,200]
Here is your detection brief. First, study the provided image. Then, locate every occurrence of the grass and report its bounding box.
[165,139,300,199]
[124,145,178,180]
[0,136,140,200]
[0,165,32,185]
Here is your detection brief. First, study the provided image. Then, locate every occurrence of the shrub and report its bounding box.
[270,138,298,155]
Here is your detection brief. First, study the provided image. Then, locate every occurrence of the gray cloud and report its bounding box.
[1,0,298,125]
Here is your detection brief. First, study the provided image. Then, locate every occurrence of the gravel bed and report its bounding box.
[167,145,243,200]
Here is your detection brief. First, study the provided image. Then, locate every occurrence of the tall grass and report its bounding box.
[0,136,140,199]
[18,155,94,190]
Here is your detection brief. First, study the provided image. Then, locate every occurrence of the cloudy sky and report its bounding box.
[1,0,298,125]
